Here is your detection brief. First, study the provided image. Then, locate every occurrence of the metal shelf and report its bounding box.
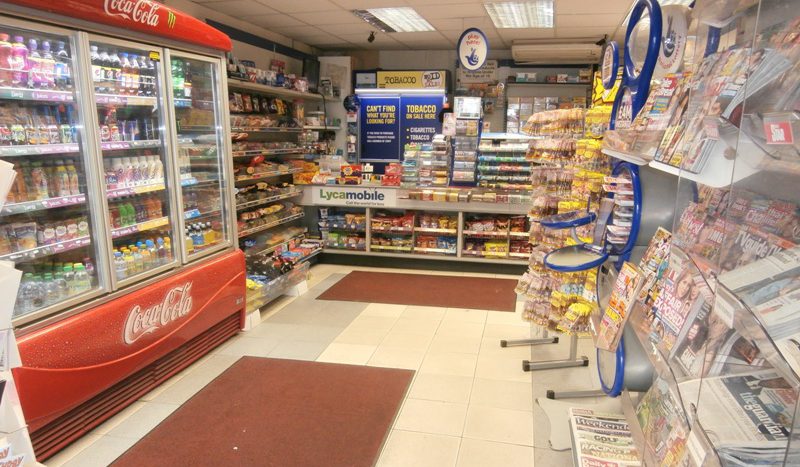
[238,212,305,238]
[235,168,302,184]
[0,236,91,263]
[111,216,170,239]
[2,194,86,215]
[236,191,302,211]
[228,78,324,100]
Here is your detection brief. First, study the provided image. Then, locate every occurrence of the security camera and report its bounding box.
[368,31,376,43]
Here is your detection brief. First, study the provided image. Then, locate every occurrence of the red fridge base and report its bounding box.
[4,0,232,52]
[13,250,246,451]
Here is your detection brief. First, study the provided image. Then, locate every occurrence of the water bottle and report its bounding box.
[43,273,60,305]
[114,251,127,280]
[29,274,45,310]
[73,263,90,292]
[54,271,69,299]
[62,263,74,295]
[145,239,158,265]
[15,273,35,314]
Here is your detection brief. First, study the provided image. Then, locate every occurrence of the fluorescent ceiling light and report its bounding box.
[352,7,434,33]
[484,1,554,29]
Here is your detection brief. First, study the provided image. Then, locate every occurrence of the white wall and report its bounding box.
[165,0,313,75]
[377,49,513,75]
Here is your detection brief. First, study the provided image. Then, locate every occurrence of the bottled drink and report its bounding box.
[134,200,145,223]
[131,246,144,273]
[65,161,79,195]
[156,237,167,262]
[183,61,192,99]
[40,41,55,89]
[54,159,70,197]
[145,239,158,264]
[43,272,59,305]
[73,263,90,292]
[114,251,126,280]
[62,263,74,296]
[17,272,41,314]
[129,157,140,187]
[27,39,41,88]
[119,52,130,94]
[122,248,135,275]
[128,54,140,96]
[30,161,48,199]
[90,45,103,92]
[54,41,71,90]
[184,227,194,254]
[171,59,184,98]
[83,257,96,284]
[137,156,149,183]
[163,236,172,259]
[112,158,125,188]
[110,204,120,228]
[203,222,215,245]
[109,50,121,94]
[150,155,163,183]
[98,49,112,93]
[104,159,117,189]
[10,36,28,88]
[54,271,68,299]
[138,241,152,267]
[0,34,12,86]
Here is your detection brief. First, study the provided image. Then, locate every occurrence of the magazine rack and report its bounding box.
[596,0,800,464]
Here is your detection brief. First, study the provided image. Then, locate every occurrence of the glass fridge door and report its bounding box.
[87,36,178,287]
[166,51,231,261]
[0,19,107,324]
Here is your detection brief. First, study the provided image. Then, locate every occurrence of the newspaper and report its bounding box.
[569,408,641,467]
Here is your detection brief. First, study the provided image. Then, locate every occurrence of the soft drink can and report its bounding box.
[118,120,128,141]
[99,125,110,142]
[110,124,120,142]
[60,124,72,143]
[126,120,138,141]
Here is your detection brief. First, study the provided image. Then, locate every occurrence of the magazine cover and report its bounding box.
[717,224,796,274]
[636,377,690,466]
[597,262,645,352]
[569,408,640,467]
[637,227,673,302]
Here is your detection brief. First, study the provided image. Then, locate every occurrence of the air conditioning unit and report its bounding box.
[512,43,601,65]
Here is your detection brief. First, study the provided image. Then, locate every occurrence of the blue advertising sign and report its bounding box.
[359,96,401,161]
[458,28,489,71]
[400,95,443,146]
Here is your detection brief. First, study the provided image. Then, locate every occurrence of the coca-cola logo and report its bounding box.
[123,282,194,344]
[104,0,162,28]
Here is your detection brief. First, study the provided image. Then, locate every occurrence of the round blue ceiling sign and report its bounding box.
[458,28,489,71]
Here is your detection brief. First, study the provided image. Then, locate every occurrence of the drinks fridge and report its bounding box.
[0,1,245,461]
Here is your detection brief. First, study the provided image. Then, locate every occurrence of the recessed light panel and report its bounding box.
[352,7,435,33]
[484,1,554,29]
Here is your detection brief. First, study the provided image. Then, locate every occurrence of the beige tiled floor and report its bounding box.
[46,264,599,467]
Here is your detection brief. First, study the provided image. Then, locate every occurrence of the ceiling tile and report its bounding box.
[249,14,306,29]
[428,18,465,30]
[555,26,613,39]
[404,0,484,4]
[414,3,486,19]
[556,0,632,14]
[336,32,405,47]
[201,0,277,17]
[318,23,375,35]
[292,33,343,46]
[498,28,556,41]
[440,29,505,46]
[556,13,625,28]
[291,10,364,25]
[330,0,411,8]
[268,25,328,36]
[392,31,448,41]
[255,0,340,13]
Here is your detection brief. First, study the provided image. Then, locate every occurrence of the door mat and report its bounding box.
[112,357,413,467]
[316,271,518,312]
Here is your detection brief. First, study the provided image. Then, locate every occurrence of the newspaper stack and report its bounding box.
[569,408,640,466]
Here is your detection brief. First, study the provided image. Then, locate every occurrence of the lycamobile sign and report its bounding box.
[313,187,396,207]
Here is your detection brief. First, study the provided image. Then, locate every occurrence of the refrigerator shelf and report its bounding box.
[235,168,303,184]
[100,140,161,151]
[107,182,166,199]
[232,148,305,158]
[179,125,216,132]
[95,94,157,106]
[243,231,307,258]
[236,190,302,210]
[111,216,170,239]
[0,236,91,263]
[0,86,74,103]
[184,208,221,220]
[238,212,305,238]
[2,194,86,216]
[231,127,303,133]
[0,143,80,157]
[174,98,214,109]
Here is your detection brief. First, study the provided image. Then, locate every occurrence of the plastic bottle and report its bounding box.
[54,41,71,90]
[98,49,112,93]
[129,54,141,96]
[73,263,90,292]
[54,271,68,299]
[54,159,70,197]
[104,159,116,190]
[40,41,55,89]
[130,246,143,273]
[62,263,74,296]
[203,222,215,245]
[122,248,135,275]
[30,161,48,199]
[43,273,59,305]
[30,274,45,310]
[145,239,158,264]
[26,39,41,88]
[109,204,120,228]
[90,45,103,92]
[65,161,79,196]
[138,241,152,268]
[83,257,96,284]
[151,155,163,183]
[112,157,125,189]
[156,237,167,262]
[109,50,121,94]
[184,227,194,254]
[163,236,172,259]
[114,251,126,280]
[17,273,37,313]
[171,59,184,98]
[10,36,28,88]
[130,156,140,187]
[122,157,133,187]
[183,61,192,99]
[118,52,131,94]
[0,34,12,87]
[137,156,149,183]
[134,200,146,223]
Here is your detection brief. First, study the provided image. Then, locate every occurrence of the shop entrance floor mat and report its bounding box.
[112,357,413,467]
[316,271,518,312]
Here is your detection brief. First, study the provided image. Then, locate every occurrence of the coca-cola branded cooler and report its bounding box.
[0,1,246,460]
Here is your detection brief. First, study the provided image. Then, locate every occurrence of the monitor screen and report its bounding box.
[303,58,321,92]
